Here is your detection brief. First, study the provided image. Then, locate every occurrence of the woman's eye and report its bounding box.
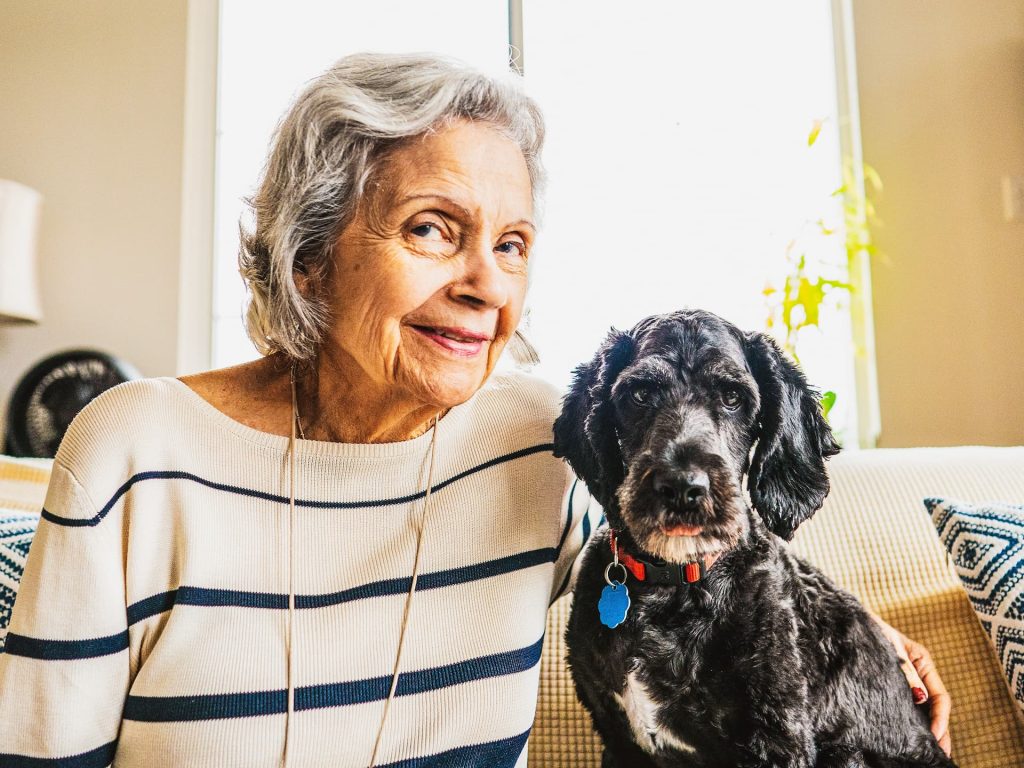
[721,389,742,410]
[630,386,652,406]
[495,238,526,259]
[410,222,445,240]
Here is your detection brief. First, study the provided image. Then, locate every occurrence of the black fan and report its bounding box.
[4,349,142,458]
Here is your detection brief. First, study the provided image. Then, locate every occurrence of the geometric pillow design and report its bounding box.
[0,511,39,653]
[925,497,1024,718]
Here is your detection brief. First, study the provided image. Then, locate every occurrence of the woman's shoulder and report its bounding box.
[62,376,184,440]
[60,375,184,438]
[60,355,290,464]
[467,368,564,443]
[48,376,192,497]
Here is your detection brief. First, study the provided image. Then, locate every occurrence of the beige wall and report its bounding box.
[0,0,190,438]
[854,0,1024,446]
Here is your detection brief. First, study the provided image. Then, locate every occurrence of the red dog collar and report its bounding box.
[610,529,721,585]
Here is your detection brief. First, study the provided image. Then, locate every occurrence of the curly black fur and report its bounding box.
[554,310,955,768]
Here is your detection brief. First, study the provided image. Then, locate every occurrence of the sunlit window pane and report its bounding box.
[214,2,858,442]
[521,1,856,442]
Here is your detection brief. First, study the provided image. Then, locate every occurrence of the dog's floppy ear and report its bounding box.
[553,328,637,510]
[743,331,841,540]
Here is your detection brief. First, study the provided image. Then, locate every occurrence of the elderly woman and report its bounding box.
[0,53,948,767]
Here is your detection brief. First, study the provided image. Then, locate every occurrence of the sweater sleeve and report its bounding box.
[0,459,128,766]
[549,474,605,605]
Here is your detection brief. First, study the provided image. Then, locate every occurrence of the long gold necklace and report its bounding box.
[280,363,440,767]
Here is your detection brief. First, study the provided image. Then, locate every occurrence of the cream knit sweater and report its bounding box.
[0,371,599,767]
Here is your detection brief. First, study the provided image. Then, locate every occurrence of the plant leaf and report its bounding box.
[821,390,837,419]
[808,119,824,147]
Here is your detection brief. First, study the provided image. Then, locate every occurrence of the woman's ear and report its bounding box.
[293,268,313,298]
[743,331,841,540]
[553,329,636,511]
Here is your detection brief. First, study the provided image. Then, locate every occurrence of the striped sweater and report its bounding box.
[0,371,600,767]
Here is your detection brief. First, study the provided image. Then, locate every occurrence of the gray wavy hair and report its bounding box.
[239,52,546,364]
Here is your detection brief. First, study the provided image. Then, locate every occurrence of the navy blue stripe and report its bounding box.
[415,547,554,591]
[43,444,554,527]
[40,508,91,527]
[126,590,176,626]
[377,727,531,768]
[552,567,573,606]
[4,630,128,660]
[123,635,544,722]
[177,586,284,609]
[556,479,578,556]
[551,499,601,605]
[124,687,281,722]
[126,547,557,625]
[581,499,593,544]
[0,740,117,768]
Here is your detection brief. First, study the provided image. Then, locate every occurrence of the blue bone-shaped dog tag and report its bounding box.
[598,582,630,629]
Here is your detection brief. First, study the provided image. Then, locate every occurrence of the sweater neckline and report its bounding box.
[161,376,475,459]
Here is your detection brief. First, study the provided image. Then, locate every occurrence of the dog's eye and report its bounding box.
[630,386,652,406]
[721,389,743,410]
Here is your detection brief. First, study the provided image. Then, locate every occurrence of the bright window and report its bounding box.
[214,1,865,444]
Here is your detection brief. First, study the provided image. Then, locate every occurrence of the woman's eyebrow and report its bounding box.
[400,194,535,232]
[400,193,473,220]
[504,218,537,235]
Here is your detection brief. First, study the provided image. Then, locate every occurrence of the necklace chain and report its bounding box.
[286,362,438,768]
[284,360,440,767]
[290,364,306,440]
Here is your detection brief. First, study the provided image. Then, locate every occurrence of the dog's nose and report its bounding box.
[653,469,710,509]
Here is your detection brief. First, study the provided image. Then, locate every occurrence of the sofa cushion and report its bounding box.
[0,455,51,651]
[926,497,1024,719]
[0,455,51,514]
[0,512,39,651]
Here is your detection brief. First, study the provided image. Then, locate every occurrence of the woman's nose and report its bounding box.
[450,238,510,309]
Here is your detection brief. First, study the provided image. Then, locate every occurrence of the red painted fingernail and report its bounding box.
[912,687,927,704]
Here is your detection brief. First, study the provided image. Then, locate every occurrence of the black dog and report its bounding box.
[554,309,955,768]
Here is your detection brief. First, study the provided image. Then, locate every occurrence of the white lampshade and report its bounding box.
[0,179,44,324]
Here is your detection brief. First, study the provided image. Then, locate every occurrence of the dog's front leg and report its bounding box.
[736,721,816,768]
[814,744,868,767]
[600,740,661,768]
[737,739,815,768]
[728,610,817,768]
[733,686,816,768]
[588,701,662,768]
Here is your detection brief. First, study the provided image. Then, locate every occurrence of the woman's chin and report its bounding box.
[410,368,489,411]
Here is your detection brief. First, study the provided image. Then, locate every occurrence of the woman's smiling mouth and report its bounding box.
[410,324,492,356]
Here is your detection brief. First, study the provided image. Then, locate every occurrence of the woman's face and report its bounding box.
[322,120,535,410]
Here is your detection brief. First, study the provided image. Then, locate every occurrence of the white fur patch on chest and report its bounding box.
[612,670,697,755]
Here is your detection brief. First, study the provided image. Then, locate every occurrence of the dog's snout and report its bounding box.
[683,471,710,505]
[653,468,710,510]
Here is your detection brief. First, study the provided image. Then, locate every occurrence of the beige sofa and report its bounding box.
[530,446,1024,767]
[5,448,1023,765]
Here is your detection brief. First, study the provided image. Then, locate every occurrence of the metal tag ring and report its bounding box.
[604,561,628,587]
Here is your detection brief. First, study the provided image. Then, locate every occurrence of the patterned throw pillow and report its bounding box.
[0,512,39,652]
[925,498,1024,716]
[0,455,51,652]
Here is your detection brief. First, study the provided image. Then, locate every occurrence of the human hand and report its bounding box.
[869,611,952,756]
